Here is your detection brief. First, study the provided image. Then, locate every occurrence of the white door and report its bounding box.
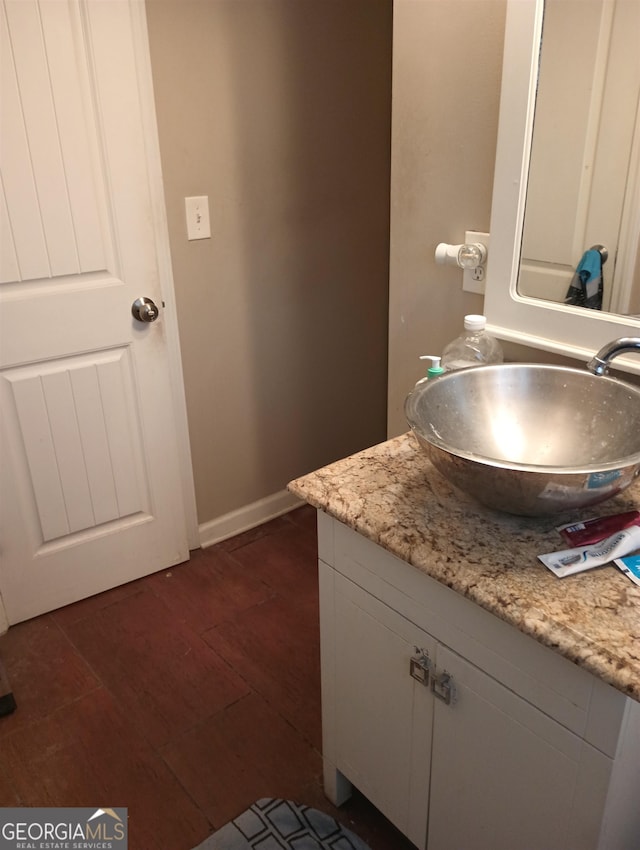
[0,0,194,625]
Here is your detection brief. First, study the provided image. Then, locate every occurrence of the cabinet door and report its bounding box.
[333,572,435,848]
[427,645,611,850]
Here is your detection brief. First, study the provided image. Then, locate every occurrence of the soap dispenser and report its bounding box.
[420,355,445,379]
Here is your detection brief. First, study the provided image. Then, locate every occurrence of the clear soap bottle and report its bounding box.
[440,315,503,372]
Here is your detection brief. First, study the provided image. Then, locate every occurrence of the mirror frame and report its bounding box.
[485,0,640,375]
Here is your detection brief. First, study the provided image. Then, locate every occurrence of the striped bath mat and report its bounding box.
[193,798,372,849]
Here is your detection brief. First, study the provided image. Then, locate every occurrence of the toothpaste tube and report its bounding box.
[556,510,640,547]
[539,525,640,578]
[614,552,640,586]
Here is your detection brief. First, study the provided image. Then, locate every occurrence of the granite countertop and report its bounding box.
[289,432,640,702]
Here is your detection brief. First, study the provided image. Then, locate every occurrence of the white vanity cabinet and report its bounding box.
[317,512,640,850]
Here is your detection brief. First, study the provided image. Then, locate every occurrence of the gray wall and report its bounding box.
[388,0,508,435]
[145,0,392,525]
[386,0,639,438]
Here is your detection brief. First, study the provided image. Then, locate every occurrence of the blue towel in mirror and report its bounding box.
[564,248,603,309]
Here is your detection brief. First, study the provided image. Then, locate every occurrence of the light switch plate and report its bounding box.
[463,230,489,294]
[185,196,211,240]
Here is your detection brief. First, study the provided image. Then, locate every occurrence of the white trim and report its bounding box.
[129,1,199,547]
[199,490,304,549]
[485,0,640,373]
[611,100,640,317]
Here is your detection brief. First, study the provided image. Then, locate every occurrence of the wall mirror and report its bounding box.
[485,0,640,375]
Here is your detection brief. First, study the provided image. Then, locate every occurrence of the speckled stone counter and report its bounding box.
[289,432,640,702]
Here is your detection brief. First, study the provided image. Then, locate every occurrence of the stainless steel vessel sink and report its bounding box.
[404,363,640,516]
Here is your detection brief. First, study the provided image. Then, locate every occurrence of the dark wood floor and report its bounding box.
[0,505,415,850]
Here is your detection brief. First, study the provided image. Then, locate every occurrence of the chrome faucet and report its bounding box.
[587,337,640,375]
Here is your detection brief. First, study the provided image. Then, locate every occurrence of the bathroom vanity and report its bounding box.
[289,433,640,850]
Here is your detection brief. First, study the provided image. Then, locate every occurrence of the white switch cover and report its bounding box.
[462,230,489,295]
[185,196,211,240]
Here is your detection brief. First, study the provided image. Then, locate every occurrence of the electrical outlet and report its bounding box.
[463,230,489,294]
[185,196,211,240]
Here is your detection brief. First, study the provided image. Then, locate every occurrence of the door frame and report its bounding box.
[129,0,198,549]
[0,0,197,632]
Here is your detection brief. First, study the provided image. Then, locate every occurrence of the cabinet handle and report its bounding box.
[410,649,432,686]
[431,671,455,705]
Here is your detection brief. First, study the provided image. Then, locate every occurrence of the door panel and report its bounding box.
[427,645,611,850]
[0,0,191,623]
[333,572,434,848]
[0,0,108,281]
[3,348,148,542]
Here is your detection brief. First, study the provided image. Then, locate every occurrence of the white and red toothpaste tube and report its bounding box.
[539,525,640,578]
[556,510,640,547]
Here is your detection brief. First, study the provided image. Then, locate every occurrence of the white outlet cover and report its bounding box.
[185,196,211,240]
[463,230,489,294]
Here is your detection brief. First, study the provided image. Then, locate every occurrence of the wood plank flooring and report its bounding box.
[0,505,415,850]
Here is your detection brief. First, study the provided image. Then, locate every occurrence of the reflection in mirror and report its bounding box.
[485,0,640,374]
[518,0,640,317]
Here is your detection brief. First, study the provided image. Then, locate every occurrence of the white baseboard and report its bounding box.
[198,489,303,549]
